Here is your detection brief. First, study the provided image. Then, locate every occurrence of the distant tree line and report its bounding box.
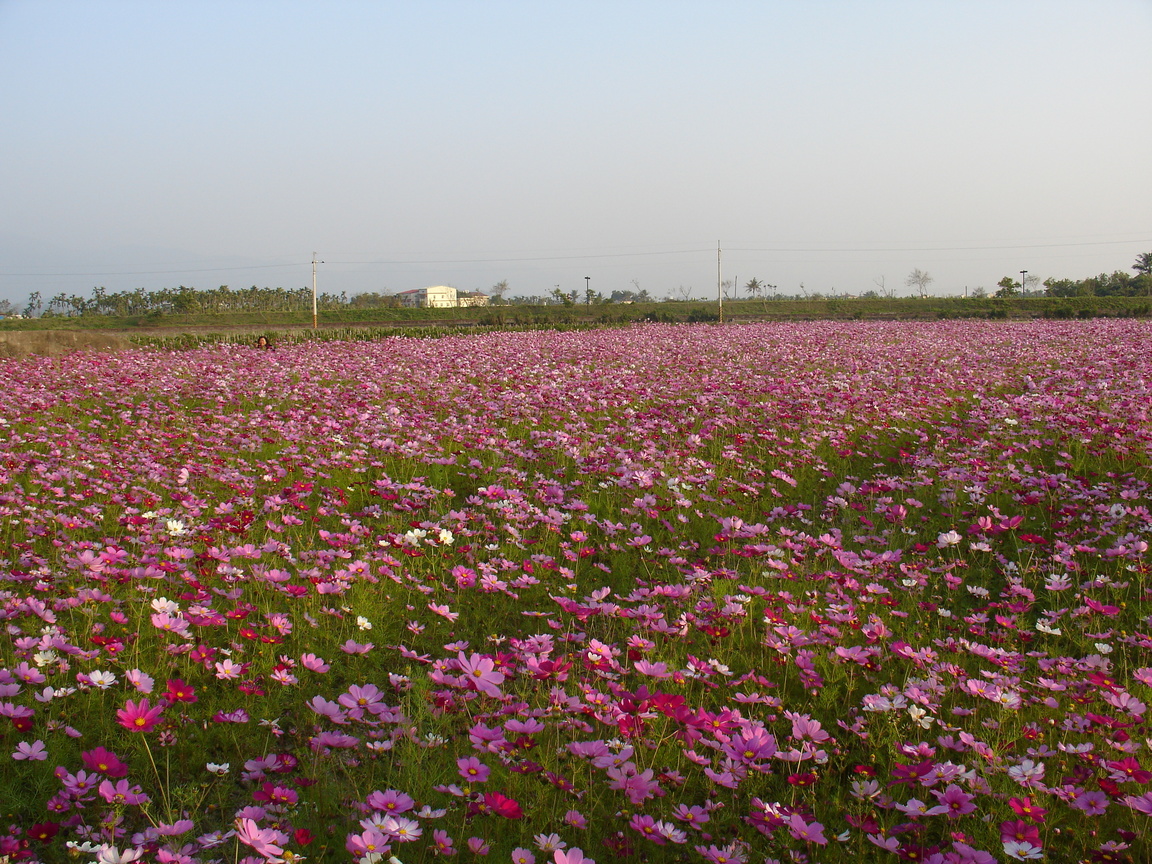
[1040,252,1151,297]
[13,252,1150,317]
[16,279,665,318]
[22,285,364,318]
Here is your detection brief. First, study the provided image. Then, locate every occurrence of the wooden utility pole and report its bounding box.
[717,241,723,323]
[312,253,322,329]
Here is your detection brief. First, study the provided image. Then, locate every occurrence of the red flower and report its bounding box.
[26,822,58,842]
[483,791,523,819]
[787,772,818,787]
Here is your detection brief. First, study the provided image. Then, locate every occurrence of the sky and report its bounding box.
[1,1,1151,308]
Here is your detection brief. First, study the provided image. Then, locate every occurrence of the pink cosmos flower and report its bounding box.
[12,739,46,761]
[365,789,415,814]
[457,756,490,783]
[787,812,828,845]
[456,651,505,698]
[672,803,710,827]
[949,841,997,864]
[125,669,154,693]
[694,844,747,864]
[346,828,390,859]
[1121,791,1152,815]
[300,653,330,672]
[563,809,587,829]
[98,779,149,806]
[634,659,671,678]
[381,815,422,842]
[432,828,455,855]
[1071,790,1109,815]
[234,818,285,860]
[115,698,165,732]
[554,849,594,864]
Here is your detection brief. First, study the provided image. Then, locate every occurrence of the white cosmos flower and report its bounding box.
[150,597,180,614]
[937,530,962,548]
[88,670,117,689]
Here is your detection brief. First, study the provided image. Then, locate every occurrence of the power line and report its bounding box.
[0,262,303,278]
[2,236,1146,279]
[329,248,712,266]
[729,238,1150,253]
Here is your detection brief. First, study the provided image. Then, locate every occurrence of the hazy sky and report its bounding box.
[2,1,1150,306]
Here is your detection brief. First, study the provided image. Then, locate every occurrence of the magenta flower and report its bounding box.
[928,783,976,818]
[1007,796,1047,822]
[82,747,129,778]
[629,814,665,844]
[999,820,1040,845]
[115,698,164,732]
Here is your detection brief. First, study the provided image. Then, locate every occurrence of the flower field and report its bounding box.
[1,319,1150,864]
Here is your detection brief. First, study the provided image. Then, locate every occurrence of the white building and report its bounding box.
[396,285,459,308]
[457,291,490,307]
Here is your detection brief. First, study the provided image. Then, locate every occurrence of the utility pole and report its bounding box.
[1020,270,1027,296]
[717,241,723,323]
[312,253,323,329]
